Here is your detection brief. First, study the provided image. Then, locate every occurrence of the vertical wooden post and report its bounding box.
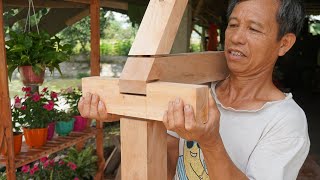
[121,118,167,180]
[90,0,100,77]
[90,0,104,179]
[0,0,16,179]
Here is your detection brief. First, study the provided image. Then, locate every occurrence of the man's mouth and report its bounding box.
[230,50,245,57]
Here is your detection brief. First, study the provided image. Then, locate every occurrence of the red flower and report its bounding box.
[67,162,77,171]
[43,101,54,111]
[30,165,39,175]
[42,87,48,92]
[25,93,31,97]
[51,92,58,99]
[58,160,65,165]
[74,178,79,180]
[21,106,26,110]
[14,96,22,108]
[21,165,30,173]
[22,87,31,93]
[40,157,48,163]
[14,96,21,104]
[32,93,41,102]
[43,160,50,168]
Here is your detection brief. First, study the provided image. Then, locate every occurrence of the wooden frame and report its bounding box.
[82,0,228,179]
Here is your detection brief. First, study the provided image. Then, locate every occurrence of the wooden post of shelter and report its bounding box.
[0,0,16,179]
[82,0,228,179]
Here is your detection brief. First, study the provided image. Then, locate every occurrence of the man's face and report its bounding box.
[224,0,282,77]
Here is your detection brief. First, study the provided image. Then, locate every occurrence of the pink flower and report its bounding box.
[74,178,79,180]
[25,93,31,97]
[32,93,40,102]
[40,157,48,163]
[43,101,54,111]
[21,165,30,173]
[42,87,48,92]
[29,165,39,175]
[58,160,65,165]
[51,92,58,99]
[43,160,50,168]
[67,162,77,171]
[14,96,22,108]
[22,87,31,92]
[21,105,26,110]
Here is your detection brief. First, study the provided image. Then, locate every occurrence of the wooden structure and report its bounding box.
[82,0,228,179]
[0,0,106,179]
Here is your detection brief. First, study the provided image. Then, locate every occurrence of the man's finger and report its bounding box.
[173,98,185,130]
[89,94,99,119]
[163,110,170,130]
[82,93,92,118]
[97,100,108,120]
[184,104,196,132]
[78,97,85,117]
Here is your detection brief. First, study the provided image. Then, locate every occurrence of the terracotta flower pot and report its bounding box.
[23,127,48,148]
[73,115,88,132]
[1,133,23,155]
[19,66,45,86]
[56,118,75,136]
[47,122,56,140]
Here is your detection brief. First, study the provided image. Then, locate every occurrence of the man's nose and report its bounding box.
[230,28,246,45]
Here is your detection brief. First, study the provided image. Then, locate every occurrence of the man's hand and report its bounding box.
[78,93,109,121]
[163,94,221,149]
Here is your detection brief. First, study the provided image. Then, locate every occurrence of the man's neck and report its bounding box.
[216,72,285,110]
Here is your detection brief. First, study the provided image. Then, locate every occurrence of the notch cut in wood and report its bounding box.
[120,51,229,95]
[82,77,209,123]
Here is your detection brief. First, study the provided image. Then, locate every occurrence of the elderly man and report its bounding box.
[79,0,310,179]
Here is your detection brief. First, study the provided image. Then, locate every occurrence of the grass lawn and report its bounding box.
[9,78,81,98]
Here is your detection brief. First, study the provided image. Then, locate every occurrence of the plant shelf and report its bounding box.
[0,128,97,168]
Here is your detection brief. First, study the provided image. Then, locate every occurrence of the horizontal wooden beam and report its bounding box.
[4,0,86,8]
[65,0,128,10]
[82,77,209,122]
[120,51,229,94]
[65,9,90,26]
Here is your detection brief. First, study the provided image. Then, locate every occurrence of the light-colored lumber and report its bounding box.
[119,51,228,94]
[94,122,105,180]
[121,118,167,180]
[82,77,209,122]
[90,0,100,76]
[129,0,188,55]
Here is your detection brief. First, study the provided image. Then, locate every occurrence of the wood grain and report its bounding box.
[121,118,166,180]
[129,0,188,55]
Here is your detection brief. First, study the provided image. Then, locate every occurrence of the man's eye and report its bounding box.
[250,27,260,33]
[228,24,238,28]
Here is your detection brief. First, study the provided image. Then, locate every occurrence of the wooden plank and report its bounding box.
[121,118,167,180]
[129,0,188,55]
[65,0,128,10]
[0,129,96,168]
[4,0,86,8]
[90,0,100,76]
[82,77,209,122]
[119,51,228,94]
[147,82,208,124]
[95,121,105,180]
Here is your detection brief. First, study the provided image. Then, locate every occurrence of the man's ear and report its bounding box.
[278,33,296,56]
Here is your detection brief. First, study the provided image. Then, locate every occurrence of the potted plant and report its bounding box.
[17,155,79,180]
[55,111,75,136]
[61,87,89,131]
[1,96,24,155]
[5,30,72,85]
[19,86,59,148]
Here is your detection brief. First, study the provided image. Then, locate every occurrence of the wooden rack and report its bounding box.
[0,128,97,168]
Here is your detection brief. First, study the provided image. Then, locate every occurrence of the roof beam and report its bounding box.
[64,0,128,10]
[4,0,86,8]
